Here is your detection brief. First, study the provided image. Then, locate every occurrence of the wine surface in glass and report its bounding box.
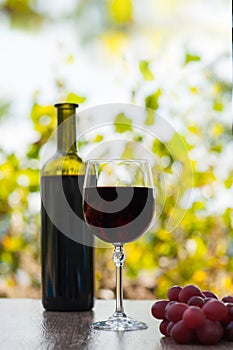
[84,186,154,244]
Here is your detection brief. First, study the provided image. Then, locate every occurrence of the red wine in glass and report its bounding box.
[84,186,154,244]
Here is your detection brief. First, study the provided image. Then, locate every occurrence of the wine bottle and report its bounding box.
[40,103,94,311]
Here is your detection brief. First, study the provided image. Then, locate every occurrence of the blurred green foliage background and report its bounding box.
[0,0,232,299]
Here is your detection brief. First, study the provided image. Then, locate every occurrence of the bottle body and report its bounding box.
[40,103,94,311]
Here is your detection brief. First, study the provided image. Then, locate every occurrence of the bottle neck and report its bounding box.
[56,105,78,154]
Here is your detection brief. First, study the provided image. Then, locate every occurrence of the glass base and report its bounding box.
[92,314,148,331]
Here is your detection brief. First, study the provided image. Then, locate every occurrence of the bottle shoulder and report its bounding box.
[41,151,85,176]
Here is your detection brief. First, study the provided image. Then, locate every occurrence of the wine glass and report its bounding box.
[83,159,155,331]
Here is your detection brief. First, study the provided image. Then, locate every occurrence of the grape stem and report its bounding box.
[112,245,126,317]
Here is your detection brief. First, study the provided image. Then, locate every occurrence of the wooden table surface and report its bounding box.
[0,299,232,350]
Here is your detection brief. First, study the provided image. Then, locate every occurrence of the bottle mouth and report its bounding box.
[54,102,79,109]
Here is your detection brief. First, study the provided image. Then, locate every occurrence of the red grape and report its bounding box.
[202,290,218,299]
[203,299,228,322]
[167,285,182,301]
[182,306,205,329]
[222,296,233,303]
[164,301,176,319]
[171,320,194,344]
[166,302,188,323]
[225,321,233,341]
[187,296,205,308]
[221,303,233,325]
[179,284,202,303]
[151,300,169,319]
[196,319,223,345]
[159,319,170,336]
[166,321,175,336]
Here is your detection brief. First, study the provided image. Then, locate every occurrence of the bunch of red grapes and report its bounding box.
[151,284,233,345]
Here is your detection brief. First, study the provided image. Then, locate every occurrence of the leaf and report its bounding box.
[77,139,88,150]
[145,88,162,111]
[193,170,216,187]
[139,60,154,81]
[189,86,198,94]
[65,55,74,64]
[93,134,104,142]
[211,123,223,136]
[2,0,43,29]
[108,0,133,24]
[192,201,205,211]
[0,101,10,120]
[144,110,155,125]
[100,31,128,54]
[2,235,24,252]
[114,113,132,133]
[210,144,222,153]
[121,142,134,159]
[152,139,164,156]
[165,133,190,161]
[188,125,201,135]
[192,270,207,284]
[224,172,233,189]
[30,104,56,134]
[27,143,40,159]
[184,53,201,65]
[213,100,223,112]
[30,104,54,123]
[66,92,86,104]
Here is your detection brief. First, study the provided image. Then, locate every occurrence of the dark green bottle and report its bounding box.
[40,103,94,311]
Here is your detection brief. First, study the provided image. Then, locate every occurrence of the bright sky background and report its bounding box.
[0,0,231,157]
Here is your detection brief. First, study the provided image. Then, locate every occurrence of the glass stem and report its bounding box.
[112,245,126,317]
